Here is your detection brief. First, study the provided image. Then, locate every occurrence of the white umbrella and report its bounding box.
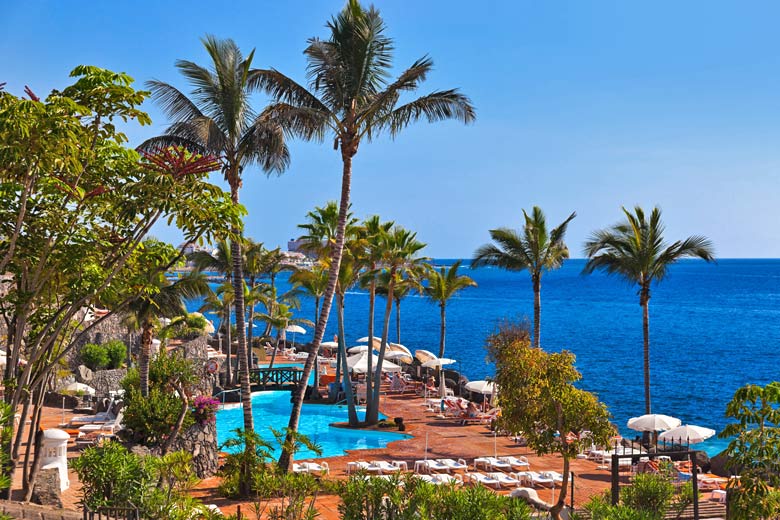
[627,414,681,432]
[348,345,370,354]
[385,351,413,364]
[62,382,96,396]
[414,349,438,364]
[388,343,412,355]
[421,358,456,369]
[285,325,306,350]
[320,341,339,352]
[357,336,381,343]
[465,380,497,395]
[346,352,402,374]
[658,424,716,444]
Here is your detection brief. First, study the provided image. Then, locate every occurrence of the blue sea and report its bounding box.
[189,258,780,456]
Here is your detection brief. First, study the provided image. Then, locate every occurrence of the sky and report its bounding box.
[3,1,780,258]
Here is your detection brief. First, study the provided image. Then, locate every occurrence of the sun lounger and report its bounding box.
[499,456,530,471]
[516,471,555,488]
[473,456,512,472]
[467,472,502,489]
[77,410,124,435]
[370,460,402,474]
[436,458,468,472]
[487,471,521,488]
[414,459,451,473]
[539,471,564,487]
[293,461,329,476]
[433,473,463,486]
[346,460,381,474]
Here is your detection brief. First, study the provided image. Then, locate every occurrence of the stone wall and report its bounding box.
[0,500,81,520]
[31,468,62,508]
[170,421,218,478]
[70,313,137,370]
[91,368,128,396]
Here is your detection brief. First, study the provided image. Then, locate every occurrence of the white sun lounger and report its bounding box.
[517,471,555,488]
[370,460,402,474]
[468,472,502,489]
[499,456,530,471]
[415,459,451,473]
[437,458,468,471]
[293,461,329,476]
[487,471,521,488]
[433,473,463,486]
[539,471,564,486]
[346,461,382,474]
[473,456,512,472]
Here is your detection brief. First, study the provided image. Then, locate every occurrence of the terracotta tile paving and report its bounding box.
[17,378,618,518]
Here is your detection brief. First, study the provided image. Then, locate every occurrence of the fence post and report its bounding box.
[691,451,700,520]
[611,454,620,505]
[570,471,575,510]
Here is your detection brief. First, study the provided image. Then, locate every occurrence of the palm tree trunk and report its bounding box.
[334,292,343,387]
[229,182,254,497]
[395,299,401,344]
[279,148,353,471]
[224,305,232,386]
[247,277,255,356]
[532,274,541,349]
[438,303,446,358]
[641,287,651,414]
[366,276,375,417]
[313,297,320,393]
[139,321,153,397]
[367,273,395,425]
[338,294,358,424]
[269,329,280,369]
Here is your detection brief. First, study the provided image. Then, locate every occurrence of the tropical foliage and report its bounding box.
[486,319,614,520]
[254,0,475,469]
[472,206,575,348]
[425,261,477,358]
[142,37,290,480]
[0,67,238,496]
[583,206,714,414]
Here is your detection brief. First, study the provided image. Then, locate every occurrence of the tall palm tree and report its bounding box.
[472,207,576,349]
[189,241,234,384]
[583,206,715,414]
[255,0,475,470]
[368,226,426,424]
[141,36,289,460]
[125,270,210,397]
[375,269,420,344]
[425,261,477,358]
[289,265,328,389]
[243,239,265,351]
[198,281,236,385]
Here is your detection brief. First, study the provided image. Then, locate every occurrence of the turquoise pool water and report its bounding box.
[216,391,410,459]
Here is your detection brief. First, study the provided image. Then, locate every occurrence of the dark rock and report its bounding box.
[710,451,735,477]
[31,468,62,508]
[695,450,711,472]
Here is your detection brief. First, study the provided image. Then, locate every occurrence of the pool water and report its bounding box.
[216,391,410,459]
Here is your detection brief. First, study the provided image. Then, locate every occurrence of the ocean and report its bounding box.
[188,258,780,456]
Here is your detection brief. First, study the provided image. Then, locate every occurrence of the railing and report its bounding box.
[249,367,304,390]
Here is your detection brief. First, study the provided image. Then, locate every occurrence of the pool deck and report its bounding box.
[17,358,623,518]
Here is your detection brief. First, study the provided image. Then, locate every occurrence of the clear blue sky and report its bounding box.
[3,1,780,257]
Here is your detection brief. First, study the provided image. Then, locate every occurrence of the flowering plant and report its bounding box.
[192,395,220,425]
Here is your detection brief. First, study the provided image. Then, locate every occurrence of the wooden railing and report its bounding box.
[249,367,304,390]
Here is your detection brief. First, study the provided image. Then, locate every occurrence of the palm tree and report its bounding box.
[472,207,576,349]
[368,226,426,424]
[125,270,210,397]
[189,241,234,384]
[425,261,477,358]
[375,269,420,344]
[583,206,715,414]
[254,0,475,470]
[289,266,329,390]
[198,281,235,385]
[255,302,312,369]
[141,36,289,458]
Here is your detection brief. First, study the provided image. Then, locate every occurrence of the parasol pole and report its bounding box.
[425,432,429,461]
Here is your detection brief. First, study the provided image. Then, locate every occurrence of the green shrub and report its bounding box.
[337,473,531,520]
[584,493,656,520]
[621,473,675,519]
[120,350,195,447]
[104,340,126,369]
[81,343,109,370]
[72,441,152,510]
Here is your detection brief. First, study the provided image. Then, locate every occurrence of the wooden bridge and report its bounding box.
[250,367,305,391]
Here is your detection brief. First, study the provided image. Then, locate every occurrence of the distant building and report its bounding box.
[287,238,307,253]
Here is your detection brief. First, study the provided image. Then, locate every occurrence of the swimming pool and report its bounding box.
[216,391,410,459]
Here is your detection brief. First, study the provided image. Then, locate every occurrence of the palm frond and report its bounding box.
[145,80,205,124]
[371,89,475,138]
